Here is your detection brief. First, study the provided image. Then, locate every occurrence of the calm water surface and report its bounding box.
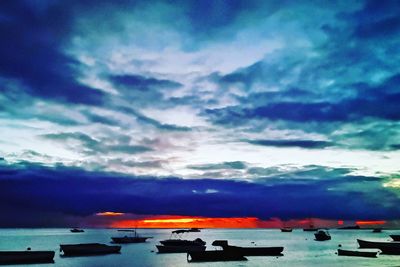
[0,228,399,266]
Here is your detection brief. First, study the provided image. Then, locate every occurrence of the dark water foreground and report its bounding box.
[0,228,399,266]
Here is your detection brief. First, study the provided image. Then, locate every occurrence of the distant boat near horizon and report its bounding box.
[338,225,361,230]
[70,228,84,233]
[281,228,293,232]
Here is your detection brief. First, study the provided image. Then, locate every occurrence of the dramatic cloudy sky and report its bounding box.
[1,0,400,227]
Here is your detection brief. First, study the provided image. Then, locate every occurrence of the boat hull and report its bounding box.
[337,249,378,258]
[390,235,400,241]
[357,239,400,254]
[111,237,149,243]
[0,251,55,265]
[156,245,206,253]
[281,228,292,232]
[187,251,247,262]
[223,245,284,256]
[60,243,121,256]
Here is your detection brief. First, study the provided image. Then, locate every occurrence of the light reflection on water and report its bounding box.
[0,228,399,267]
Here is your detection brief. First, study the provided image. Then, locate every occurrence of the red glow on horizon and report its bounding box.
[338,220,344,225]
[111,216,260,228]
[96,211,124,216]
[356,220,386,225]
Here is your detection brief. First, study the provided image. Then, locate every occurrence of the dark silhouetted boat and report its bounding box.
[70,228,84,233]
[188,228,201,232]
[156,230,206,253]
[337,249,379,258]
[372,228,382,233]
[111,230,152,244]
[314,230,331,241]
[303,221,317,232]
[390,234,400,241]
[280,228,293,232]
[0,251,55,264]
[187,250,247,262]
[212,240,284,256]
[357,239,400,253]
[60,243,121,256]
[378,247,400,255]
[338,225,360,230]
[156,245,206,253]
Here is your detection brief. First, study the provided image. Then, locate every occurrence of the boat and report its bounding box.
[357,239,400,252]
[0,251,55,264]
[156,230,206,253]
[111,230,152,244]
[390,234,400,241]
[280,228,293,232]
[212,240,284,256]
[303,228,318,232]
[159,237,206,247]
[187,250,247,262]
[372,228,382,233]
[156,245,206,253]
[378,247,400,255]
[189,228,201,232]
[60,243,121,256]
[337,249,379,258]
[314,230,331,241]
[70,228,84,233]
[338,225,360,230]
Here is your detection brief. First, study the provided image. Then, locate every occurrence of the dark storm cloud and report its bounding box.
[0,1,107,105]
[245,139,332,149]
[0,162,399,227]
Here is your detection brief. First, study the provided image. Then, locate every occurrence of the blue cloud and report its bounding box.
[245,139,332,149]
[0,162,399,226]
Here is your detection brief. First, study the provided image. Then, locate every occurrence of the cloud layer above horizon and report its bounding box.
[0,0,400,224]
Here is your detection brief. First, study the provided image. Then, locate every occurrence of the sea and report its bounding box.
[0,228,399,267]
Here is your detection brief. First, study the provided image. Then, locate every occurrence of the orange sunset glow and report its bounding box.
[111,216,261,228]
[93,212,389,229]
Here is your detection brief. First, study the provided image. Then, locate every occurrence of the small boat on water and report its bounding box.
[156,245,206,253]
[156,230,206,253]
[60,243,121,256]
[0,251,55,265]
[281,228,293,232]
[390,234,400,241]
[70,228,84,233]
[212,240,284,256]
[357,239,400,253]
[314,230,331,241]
[337,249,379,258]
[111,230,152,244]
[372,228,382,233]
[187,251,247,262]
[338,225,360,230]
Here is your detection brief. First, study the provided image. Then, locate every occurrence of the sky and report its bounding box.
[0,0,400,228]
